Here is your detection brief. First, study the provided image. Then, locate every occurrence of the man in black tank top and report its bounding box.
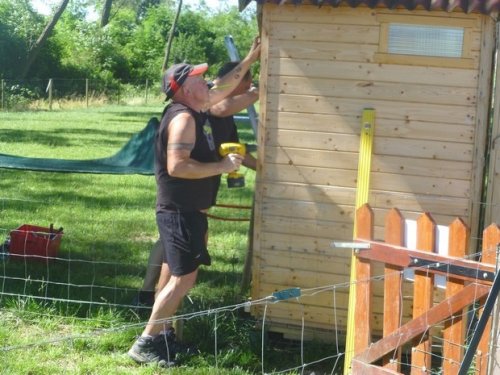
[133,61,259,307]
[128,37,261,367]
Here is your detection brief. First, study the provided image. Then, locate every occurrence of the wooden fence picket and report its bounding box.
[411,213,435,374]
[353,203,373,357]
[443,218,468,374]
[383,208,404,371]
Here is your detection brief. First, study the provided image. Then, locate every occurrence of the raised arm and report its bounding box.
[209,86,259,118]
[208,37,261,106]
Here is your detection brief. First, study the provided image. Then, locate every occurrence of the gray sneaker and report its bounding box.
[128,336,175,367]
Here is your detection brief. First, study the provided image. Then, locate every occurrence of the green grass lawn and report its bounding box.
[0,104,265,374]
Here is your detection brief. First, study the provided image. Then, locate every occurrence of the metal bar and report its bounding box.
[458,268,500,375]
[331,241,371,250]
[224,35,258,138]
[409,257,495,282]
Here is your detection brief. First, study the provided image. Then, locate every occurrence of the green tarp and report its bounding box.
[0,117,159,175]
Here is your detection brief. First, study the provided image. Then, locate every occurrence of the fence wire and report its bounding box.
[0,78,162,110]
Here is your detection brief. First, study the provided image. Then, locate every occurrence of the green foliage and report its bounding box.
[124,4,174,80]
[205,8,259,78]
[2,83,41,110]
[53,7,133,82]
[0,0,43,78]
[0,0,258,90]
[137,0,162,21]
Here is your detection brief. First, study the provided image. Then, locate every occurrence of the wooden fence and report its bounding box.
[349,204,500,374]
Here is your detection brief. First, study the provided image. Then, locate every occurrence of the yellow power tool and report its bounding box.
[218,142,246,188]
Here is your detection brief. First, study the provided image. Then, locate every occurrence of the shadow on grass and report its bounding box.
[111,111,160,119]
[0,172,155,209]
[0,128,142,150]
[0,129,73,147]
[59,128,137,138]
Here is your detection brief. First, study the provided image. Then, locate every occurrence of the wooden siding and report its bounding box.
[251,3,494,338]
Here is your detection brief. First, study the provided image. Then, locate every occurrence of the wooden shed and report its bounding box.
[240,0,500,341]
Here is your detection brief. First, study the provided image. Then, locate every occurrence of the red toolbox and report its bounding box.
[9,224,63,260]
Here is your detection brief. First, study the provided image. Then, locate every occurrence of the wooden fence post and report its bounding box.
[46,78,53,110]
[353,204,373,357]
[383,208,404,371]
[443,218,468,373]
[85,79,89,108]
[1,79,4,110]
[411,213,435,374]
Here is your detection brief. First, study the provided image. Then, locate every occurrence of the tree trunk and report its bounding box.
[162,0,182,73]
[101,0,113,28]
[21,0,70,79]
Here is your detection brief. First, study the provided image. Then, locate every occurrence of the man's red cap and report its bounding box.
[162,63,208,99]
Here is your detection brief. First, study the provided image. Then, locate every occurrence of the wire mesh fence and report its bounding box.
[0,78,163,110]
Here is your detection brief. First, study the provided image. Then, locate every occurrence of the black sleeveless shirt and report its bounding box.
[155,102,219,213]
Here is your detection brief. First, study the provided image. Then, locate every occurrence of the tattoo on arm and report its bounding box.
[233,66,242,80]
[167,142,194,151]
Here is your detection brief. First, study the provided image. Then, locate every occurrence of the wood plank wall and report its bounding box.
[251,3,493,338]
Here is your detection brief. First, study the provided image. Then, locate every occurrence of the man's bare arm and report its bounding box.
[209,87,259,118]
[166,113,243,179]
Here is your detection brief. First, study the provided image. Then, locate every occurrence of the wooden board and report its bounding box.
[261,182,470,217]
[268,21,380,44]
[268,5,380,25]
[265,147,472,180]
[267,4,482,24]
[266,93,476,126]
[266,59,478,88]
[261,215,353,240]
[268,39,379,62]
[261,195,465,225]
[260,231,344,254]
[262,165,471,197]
[265,129,474,161]
[265,111,475,144]
[267,76,478,107]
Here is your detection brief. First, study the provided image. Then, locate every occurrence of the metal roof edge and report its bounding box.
[240,0,500,15]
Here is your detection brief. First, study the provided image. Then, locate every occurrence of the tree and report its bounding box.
[1,0,258,87]
[0,1,33,78]
[137,0,162,20]
[21,0,70,79]
[100,0,113,27]
[162,0,182,72]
